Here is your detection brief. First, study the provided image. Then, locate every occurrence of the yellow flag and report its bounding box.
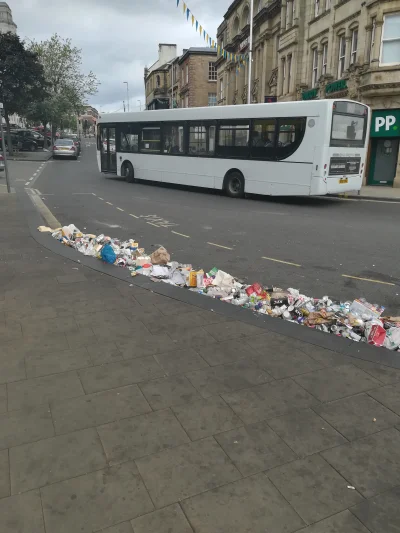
[217,45,220,55]
[206,33,208,42]
[199,25,202,35]
[192,14,195,26]
[212,39,215,47]
[183,2,186,14]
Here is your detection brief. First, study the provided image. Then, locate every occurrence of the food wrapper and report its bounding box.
[365,320,386,347]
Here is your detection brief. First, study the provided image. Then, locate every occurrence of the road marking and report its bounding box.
[129,214,139,219]
[25,182,30,186]
[116,207,124,212]
[91,193,97,196]
[262,256,302,267]
[335,197,400,205]
[172,231,190,238]
[146,222,160,227]
[207,242,234,250]
[342,274,395,286]
[106,201,113,205]
[29,177,34,181]
[98,197,104,201]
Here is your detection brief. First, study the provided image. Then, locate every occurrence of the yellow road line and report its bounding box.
[98,197,104,201]
[106,201,113,205]
[171,231,190,238]
[262,256,302,267]
[129,213,139,219]
[342,274,395,286]
[207,242,234,250]
[116,207,124,212]
[147,222,160,227]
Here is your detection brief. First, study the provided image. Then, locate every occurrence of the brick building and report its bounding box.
[216,0,400,187]
[144,46,218,110]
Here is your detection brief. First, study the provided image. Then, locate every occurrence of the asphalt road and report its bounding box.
[23,141,400,314]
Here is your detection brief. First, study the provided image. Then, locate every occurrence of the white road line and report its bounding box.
[92,193,97,196]
[98,197,104,201]
[342,274,395,286]
[25,182,30,186]
[116,207,124,211]
[171,231,190,238]
[129,214,139,219]
[146,222,160,227]
[262,256,302,267]
[106,201,113,205]
[29,177,34,181]
[207,242,234,250]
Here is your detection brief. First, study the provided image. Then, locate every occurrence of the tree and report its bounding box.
[27,34,99,143]
[0,32,47,153]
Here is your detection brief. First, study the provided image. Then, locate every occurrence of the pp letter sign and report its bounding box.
[375,115,396,132]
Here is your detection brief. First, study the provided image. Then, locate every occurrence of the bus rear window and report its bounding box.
[330,113,366,147]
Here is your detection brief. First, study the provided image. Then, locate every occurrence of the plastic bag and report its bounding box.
[150,247,170,265]
[101,243,117,264]
[383,327,400,350]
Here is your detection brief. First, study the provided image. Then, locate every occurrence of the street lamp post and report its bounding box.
[247,0,254,104]
[123,82,130,112]
[0,103,11,194]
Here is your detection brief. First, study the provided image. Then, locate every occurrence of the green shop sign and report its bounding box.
[371,109,400,138]
[325,79,347,94]
[302,88,319,100]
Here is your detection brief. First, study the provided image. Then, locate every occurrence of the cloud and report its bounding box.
[8,0,232,111]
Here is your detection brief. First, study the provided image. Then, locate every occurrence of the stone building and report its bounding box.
[216,0,400,187]
[144,44,177,111]
[145,46,217,110]
[0,2,17,34]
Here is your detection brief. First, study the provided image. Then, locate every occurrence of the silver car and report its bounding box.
[53,139,78,160]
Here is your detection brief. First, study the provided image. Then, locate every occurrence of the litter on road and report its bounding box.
[40,223,400,352]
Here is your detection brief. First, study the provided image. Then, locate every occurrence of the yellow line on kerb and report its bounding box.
[342,274,395,286]
[262,256,301,267]
[207,242,233,250]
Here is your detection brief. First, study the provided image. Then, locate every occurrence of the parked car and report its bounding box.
[53,139,78,160]
[11,129,51,150]
[0,133,23,151]
[63,134,81,155]
[0,153,4,172]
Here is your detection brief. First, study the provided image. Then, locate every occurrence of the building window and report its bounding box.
[185,94,189,108]
[314,0,320,18]
[338,35,346,77]
[189,123,215,155]
[369,17,376,62]
[233,17,239,35]
[287,55,292,93]
[208,93,217,106]
[220,78,224,100]
[281,57,286,95]
[350,29,358,64]
[292,0,296,20]
[381,13,400,65]
[185,64,189,84]
[156,75,161,88]
[322,43,328,75]
[209,62,217,81]
[312,48,318,88]
[325,0,330,10]
[257,0,262,13]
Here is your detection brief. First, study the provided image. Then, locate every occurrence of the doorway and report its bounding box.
[100,125,117,173]
[368,138,399,186]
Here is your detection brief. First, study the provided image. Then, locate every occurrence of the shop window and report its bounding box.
[381,13,400,65]
[217,121,250,158]
[188,123,216,156]
[251,119,276,160]
[276,118,306,160]
[162,124,185,155]
[140,126,160,153]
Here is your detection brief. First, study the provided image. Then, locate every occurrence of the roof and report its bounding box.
[178,47,217,64]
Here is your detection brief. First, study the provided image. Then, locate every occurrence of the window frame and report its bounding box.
[187,120,217,158]
[287,55,292,93]
[117,122,140,153]
[322,42,328,75]
[380,13,400,66]
[281,57,286,95]
[250,118,277,161]
[325,0,330,10]
[311,48,318,88]
[314,0,320,18]
[161,122,186,156]
[139,123,162,154]
[185,64,189,84]
[276,117,307,161]
[350,28,358,65]
[220,77,224,100]
[369,17,376,62]
[338,35,346,78]
[216,119,250,159]
[208,62,217,81]
[208,93,217,106]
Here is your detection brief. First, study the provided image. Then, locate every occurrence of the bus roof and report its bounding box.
[98,99,368,124]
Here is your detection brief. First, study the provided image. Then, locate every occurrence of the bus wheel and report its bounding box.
[122,162,135,183]
[224,171,245,198]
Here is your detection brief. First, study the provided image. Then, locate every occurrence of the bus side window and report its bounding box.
[250,119,276,160]
[188,122,215,156]
[119,124,139,153]
[140,126,161,153]
[216,121,250,158]
[276,118,306,160]
[163,123,185,154]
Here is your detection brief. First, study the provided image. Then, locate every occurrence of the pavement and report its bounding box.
[333,185,400,202]
[6,150,53,162]
[1,154,400,532]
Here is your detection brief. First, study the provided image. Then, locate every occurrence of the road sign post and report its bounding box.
[0,103,11,194]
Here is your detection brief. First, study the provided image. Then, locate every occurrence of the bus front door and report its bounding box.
[100,126,117,173]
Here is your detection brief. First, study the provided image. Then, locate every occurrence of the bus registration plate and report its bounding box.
[339,177,348,184]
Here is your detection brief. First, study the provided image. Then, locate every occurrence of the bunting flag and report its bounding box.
[191,14,195,26]
[186,7,190,20]
[199,25,202,35]
[177,0,179,6]
[195,20,198,31]
[183,2,186,14]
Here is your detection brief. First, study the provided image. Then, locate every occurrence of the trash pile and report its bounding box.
[39,224,400,352]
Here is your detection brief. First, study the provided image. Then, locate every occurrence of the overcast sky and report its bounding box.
[9,0,232,112]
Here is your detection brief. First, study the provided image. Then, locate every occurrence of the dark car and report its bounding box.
[0,153,4,172]
[0,133,23,151]
[11,129,51,150]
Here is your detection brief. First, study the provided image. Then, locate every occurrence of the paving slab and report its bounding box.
[41,462,154,533]
[95,523,133,533]
[351,485,400,533]
[267,408,347,457]
[52,384,151,434]
[153,347,209,375]
[0,490,45,533]
[25,347,92,378]
[78,356,165,394]
[0,448,10,498]
[297,510,370,533]
[193,339,255,366]
[314,393,400,440]
[10,427,106,494]
[186,359,272,399]
[0,351,26,384]
[117,333,180,359]
[135,437,241,508]
[130,504,193,533]
[139,374,202,410]
[321,427,400,498]
[368,382,400,415]
[7,370,84,411]
[214,420,296,476]
[0,383,7,413]
[172,396,242,440]
[97,409,189,464]
[293,364,381,402]
[86,341,124,365]
[166,325,218,349]
[203,320,265,342]
[182,473,304,533]
[222,378,319,425]
[351,359,400,385]
[267,454,363,524]
[0,406,54,449]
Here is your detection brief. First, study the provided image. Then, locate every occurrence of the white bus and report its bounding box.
[97,99,370,197]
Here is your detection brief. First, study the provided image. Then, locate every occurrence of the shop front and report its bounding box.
[368,109,400,187]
